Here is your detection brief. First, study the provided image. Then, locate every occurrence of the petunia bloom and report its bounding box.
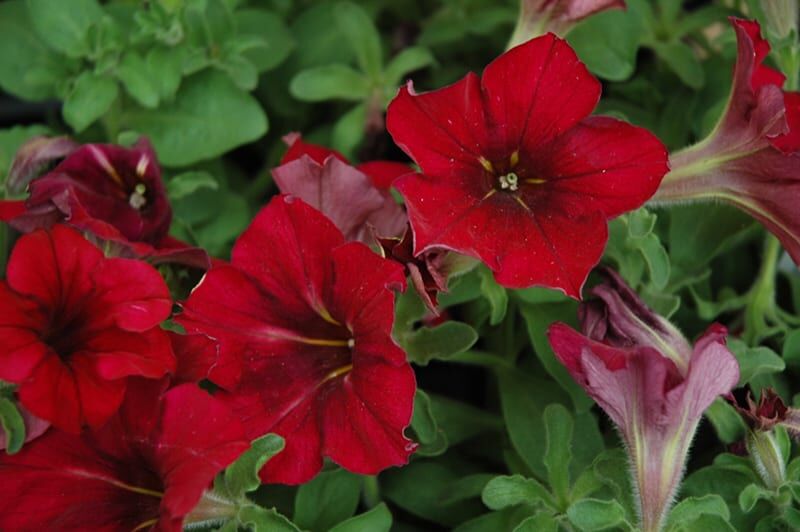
[0,138,208,268]
[652,19,800,264]
[547,270,739,532]
[178,195,416,484]
[387,34,668,297]
[508,0,625,46]
[0,225,175,433]
[0,380,250,531]
[273,133,409,243]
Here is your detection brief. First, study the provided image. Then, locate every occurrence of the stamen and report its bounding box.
[129,183,147,210]
[88,145,124,187]
[136,155,150,177]
[478,156,494,173]
[322,363,354,384]
[498,172,519,191]
[525,178,546,185]
[509,150,519,168]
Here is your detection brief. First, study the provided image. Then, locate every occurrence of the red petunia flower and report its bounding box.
[0,138,208,268]
[653,19,800,263]
[0,380,249,531]
[178,195,416,484]
[386,35,668,297]
[548,270,739,532]
[0,225,175,433]
[273,133,409,243]
[509,0,625,45]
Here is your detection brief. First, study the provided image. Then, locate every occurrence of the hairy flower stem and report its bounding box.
[183,490,238,529]
[743,235,782,344]
[746,429,786,490]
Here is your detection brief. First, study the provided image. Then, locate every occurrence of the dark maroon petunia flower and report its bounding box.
[0,138,208,268]
[178,195,416,484]
[0,225,175,433]
[653,19,800,263]
[0,380,249,532]
[273,133,409,243]
[386,35,668,297]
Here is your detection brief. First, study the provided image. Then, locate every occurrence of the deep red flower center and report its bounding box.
[479,151,545,196]
[112,457,164,531]
[42,308,91,360]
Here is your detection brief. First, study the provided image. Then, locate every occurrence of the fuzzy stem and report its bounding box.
[743,234,781,344]
[362,475,381,509]
[746,429,785,489]
[183,490,238,528]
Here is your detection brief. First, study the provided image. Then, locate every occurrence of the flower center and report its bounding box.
[129,183,147,210]
[43,310,88,360]
[498,172,519,191]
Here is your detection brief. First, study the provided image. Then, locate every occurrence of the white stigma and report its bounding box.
[499,172,519,191]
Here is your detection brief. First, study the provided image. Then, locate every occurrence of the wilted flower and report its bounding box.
[273,133,409,243]
[387,34,668,297]
[548,269,739,532]
[652,19,800,264]
[508,0,625,46]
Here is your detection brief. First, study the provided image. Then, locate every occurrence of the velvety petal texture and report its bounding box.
[0,225,175,433]
[0,138,208,269]
[653,19,800,264]
[0,381,249,532]
[178,195,416,484]
[387,34,668,297]
[547,273,739,532]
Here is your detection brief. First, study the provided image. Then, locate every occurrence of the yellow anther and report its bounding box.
[479,156,494,173]
[525,178,546,185]
[509,150,519,168]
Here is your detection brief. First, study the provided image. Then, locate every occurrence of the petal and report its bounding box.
[156,384,248,517]
[6,225,102,310]
[89,257,172,331]
[17,355,83,434]
[272,157,387,242]
[232,195,344,314]
[6,135,78,194]
[771,91,800,153]
[357,161,414,190]
[70,354,128,429]
[482,34,600,153]
[539,116,668,218]
[321,360,416,474]
[281,132,348,165]
[386,75,490,177]
[88,327,176,380]
[169,331,218,384]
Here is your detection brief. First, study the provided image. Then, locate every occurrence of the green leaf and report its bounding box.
[428,393,504,445]
[333,2,382,79]
[411,389,448,456]
[782,329,800,369]
[234,9,294,72]
[331,103,365,158]
[498,369,570,478]
[637,233,671,289]
[518,302,593,411]
[650,41,705,89]
[666,495,730,529]
[0,397,26,454]
[26,0,103,57]
[514,513,560,532]
[401,321,478,366]
[290,65,371,102]
[237,505,301,532]
[217,434,284,499]
[440,474,495,506]
[670,514,737,532]
[63,72,118,132]
[568,9,643,80]
[704,398,746,444]
[146,46,184,101]
[384,46,435,87]
[117,51,160,108]
[0,1,66,100]
[481,475,555,511]
[122,70,267,166]
[328,503,392,532]
[293,469,362,532]
[738,483,774,513]
[478,266,508,325]
[567,498,632,531]
[728,339,785,385]
[543,404,573,504]
[218,54,259,91]
[167,171,219,200]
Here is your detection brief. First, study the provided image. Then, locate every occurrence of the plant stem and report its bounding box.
[743,234,782,344]
[362,475,381,509]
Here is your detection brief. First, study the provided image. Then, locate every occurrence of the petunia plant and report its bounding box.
[2,1,800,531]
